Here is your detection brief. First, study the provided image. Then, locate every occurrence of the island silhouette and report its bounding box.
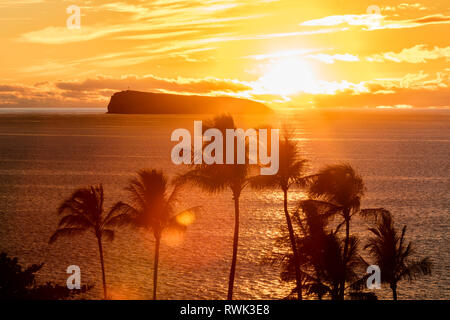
[107,90,273,114]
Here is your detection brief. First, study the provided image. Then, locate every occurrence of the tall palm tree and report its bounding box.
[176,114,251,300]
[118,169,198,300]
[364,209,432,300]
[308,163,365,299]
[251,134,308,300]
[49,184,129,299]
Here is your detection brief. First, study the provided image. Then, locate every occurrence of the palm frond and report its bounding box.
[248,174,278,189]
[104,213,132,229]
[308,163,365,211]
[57,214,93,229]
[122,169,198,239]
[400,257,432,282]
[102,202,133,228]
[49,227,87,244]
[176,166,229,194]
[166,183,183,207]
[364,209,432,287]
[360,208,390,221]
[348,273,371,292]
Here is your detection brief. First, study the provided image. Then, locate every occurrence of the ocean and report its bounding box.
[0,108,448,300]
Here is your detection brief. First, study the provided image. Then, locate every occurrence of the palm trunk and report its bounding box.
[227,192,240,300]
[390,282,398,300]
[338,209,351,300]
[331,288,339,301]
[97,236,107,300]
[153,236,161,300]
[283,189,302,300]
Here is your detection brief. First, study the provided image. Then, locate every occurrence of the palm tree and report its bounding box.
[280,200,363,300]
[250,133,308,300]
[49,184,129,299]
[363,209,432,300]
[118,169,198,300]
[176,114,251,300]
[308,163,365,299]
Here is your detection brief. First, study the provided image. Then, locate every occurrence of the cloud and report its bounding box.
[382,3,428,12]
[0,74,254,108]
[245,49,320,60]
[411,14,450,24]
[247,46,447,66]
[0,0,44,8]
[19,25,121,44]
[18,0,266,44]
[0,82,105,108]
[55,75,253,94]
[19,15,258,44]
[300,13,450,31]
[312,86,450,108]
[311,71,450,108]
[367,45,450,63]
[2,71,449,109]
[301,14,383,27]
[307,53,359,64]
[254,45,448,65]
[257,45,449,66]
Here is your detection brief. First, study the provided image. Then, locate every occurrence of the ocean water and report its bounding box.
[0,108,448,300]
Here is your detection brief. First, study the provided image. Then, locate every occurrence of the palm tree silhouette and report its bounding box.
[251,133,308,300]
[176,114,251,300]
[49,184,129,299]
[117,169,199,300]
[281,199,362,300]
[363,209,432,300]
[308,163,365,299]
[281,199,363,300]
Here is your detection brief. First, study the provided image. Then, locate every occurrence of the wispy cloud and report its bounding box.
[19,14,259,44]
[18,0,266,44]
[55,74,253,94]
[245,49,319,60]
[0,0,45,8]
[311,71,450,108]
[307,53,359,64]
[367,45,450,63]
[382,3,429,12]
[194,28,343,44]
[300,13,450,31]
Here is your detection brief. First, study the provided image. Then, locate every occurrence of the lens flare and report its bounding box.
[176,210,196,226]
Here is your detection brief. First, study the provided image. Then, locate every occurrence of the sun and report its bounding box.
[257,57,316,95]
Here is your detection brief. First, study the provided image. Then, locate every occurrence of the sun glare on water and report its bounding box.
[257,57,316,95]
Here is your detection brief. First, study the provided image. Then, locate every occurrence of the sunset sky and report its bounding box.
[0,0,449,109]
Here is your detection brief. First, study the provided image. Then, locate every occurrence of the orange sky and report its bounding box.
[0,0,449,109]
